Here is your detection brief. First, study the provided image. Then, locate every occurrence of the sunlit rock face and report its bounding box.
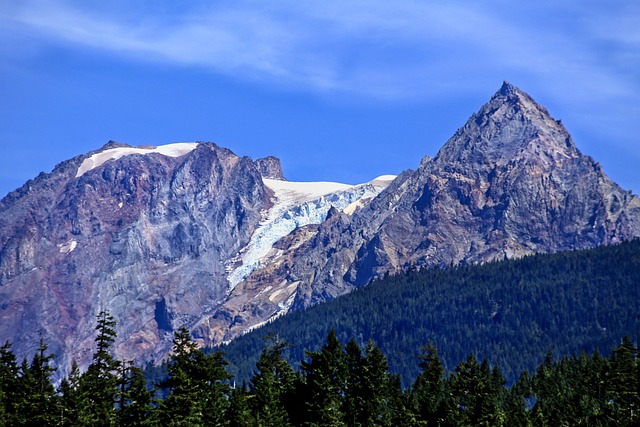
[1,83,639,378]
[251,82,640,312]
[0,142,273,375]
[0,141,390,376]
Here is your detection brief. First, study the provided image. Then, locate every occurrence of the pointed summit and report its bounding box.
[434,82,578,167]
[490,81,542,112]
[497,80,518,96]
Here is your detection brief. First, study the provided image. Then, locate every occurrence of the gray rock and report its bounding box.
[1,82,639,378]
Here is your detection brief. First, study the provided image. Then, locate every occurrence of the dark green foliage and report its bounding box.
[356,341,392,426]
[301,329,347,426]
[158,327,231,427]
[447,354,505,426]
[58,361,83,426]
[4,241,640,425]
[2,323,640,426]
[0,341,21,426]
[222,239,640,385]
[249,334,296,427]
[20,339,58,426]
[78,310,121,426]
[228,382,254,427]
[412,344,448,426]
[117,362,155,426]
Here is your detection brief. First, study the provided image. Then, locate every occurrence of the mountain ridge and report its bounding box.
[0,82,639,377]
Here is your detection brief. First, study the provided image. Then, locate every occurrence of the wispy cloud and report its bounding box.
[2,0,639,105]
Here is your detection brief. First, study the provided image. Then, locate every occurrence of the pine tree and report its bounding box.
[449,353,504,426]
[387,375,420,427]
[412,343,447,426]
[159,327,231,426]
[301,329,347,427]
[196,349,231,427]
[228,382,255,427]
[58,361,83,426]
[116,361,155,426]
[342,339,363,426]
[349,341,390,426]
[608,336,638,425]
[249,335,295,427]
[159,328,203,426]
[20,339,58,426]
[79,310,121,426]
[0,341,21,426]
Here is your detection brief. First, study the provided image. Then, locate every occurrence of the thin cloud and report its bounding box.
[2,0,638,104]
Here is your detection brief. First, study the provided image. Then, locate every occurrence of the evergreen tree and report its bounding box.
[228,382,255,427]
[342,339,363,426]
[79,310,121,426]
[412,343,447,426]
[387,375,420,427]
[608,336,638,425]
[116,361,155,426]
[0,341,21,426]
[58,361,83,426]
[448,353,504,426]
[301,329,347,426]
[530,349,567,426]
[341,339,394,426]
[20,339,58,426]
[502,371,531,427]
[249,335,295,427]
[159,327,231,426]
[195,349,231,427]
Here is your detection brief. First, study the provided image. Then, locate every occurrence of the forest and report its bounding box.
[221,239,640,385]
[0,312,640,427]
[2,240,640,425]
[0,312,638,426]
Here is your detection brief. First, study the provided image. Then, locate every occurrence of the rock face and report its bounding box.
[0,142,390,376]
[255,156,286,180]
[0,142,277,374]
[281,82,640,309]
[1,82,639,375]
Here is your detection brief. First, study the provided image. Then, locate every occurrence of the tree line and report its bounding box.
[1,311,638,426]
[222,239,640,385]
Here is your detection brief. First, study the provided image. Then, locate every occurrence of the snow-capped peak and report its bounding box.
[76,142,199,177]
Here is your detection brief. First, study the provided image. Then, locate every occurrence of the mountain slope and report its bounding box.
[0,142,387,375]
[220,239,640,385]
[267,82,640,310]
[0,82,639,376]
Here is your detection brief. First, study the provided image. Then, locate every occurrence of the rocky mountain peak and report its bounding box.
[255,156,286,180]
[433,82,579,169]
[1,83,639,381]
[100,140,130,150]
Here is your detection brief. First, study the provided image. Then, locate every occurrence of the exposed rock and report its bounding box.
[282,82,640,310]
[1,82,639,376]
[255,156,285,180]
[0,142,272,376]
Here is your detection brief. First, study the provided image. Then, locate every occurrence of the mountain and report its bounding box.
[0,141,391,375]
[220,239,640,385]
[204,81,640,321]
[1,82,639,376]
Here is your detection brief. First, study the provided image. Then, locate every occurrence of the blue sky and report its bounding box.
[1,1,639,198]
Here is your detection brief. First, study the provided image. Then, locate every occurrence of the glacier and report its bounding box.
[226,176,395,289]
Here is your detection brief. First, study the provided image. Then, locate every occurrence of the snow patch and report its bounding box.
[226,176,395,289]
[58,240,77,254]
[76,142,198,177]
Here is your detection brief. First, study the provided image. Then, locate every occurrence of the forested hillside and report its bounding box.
[221,239,640,385]
[2,313,639,426]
